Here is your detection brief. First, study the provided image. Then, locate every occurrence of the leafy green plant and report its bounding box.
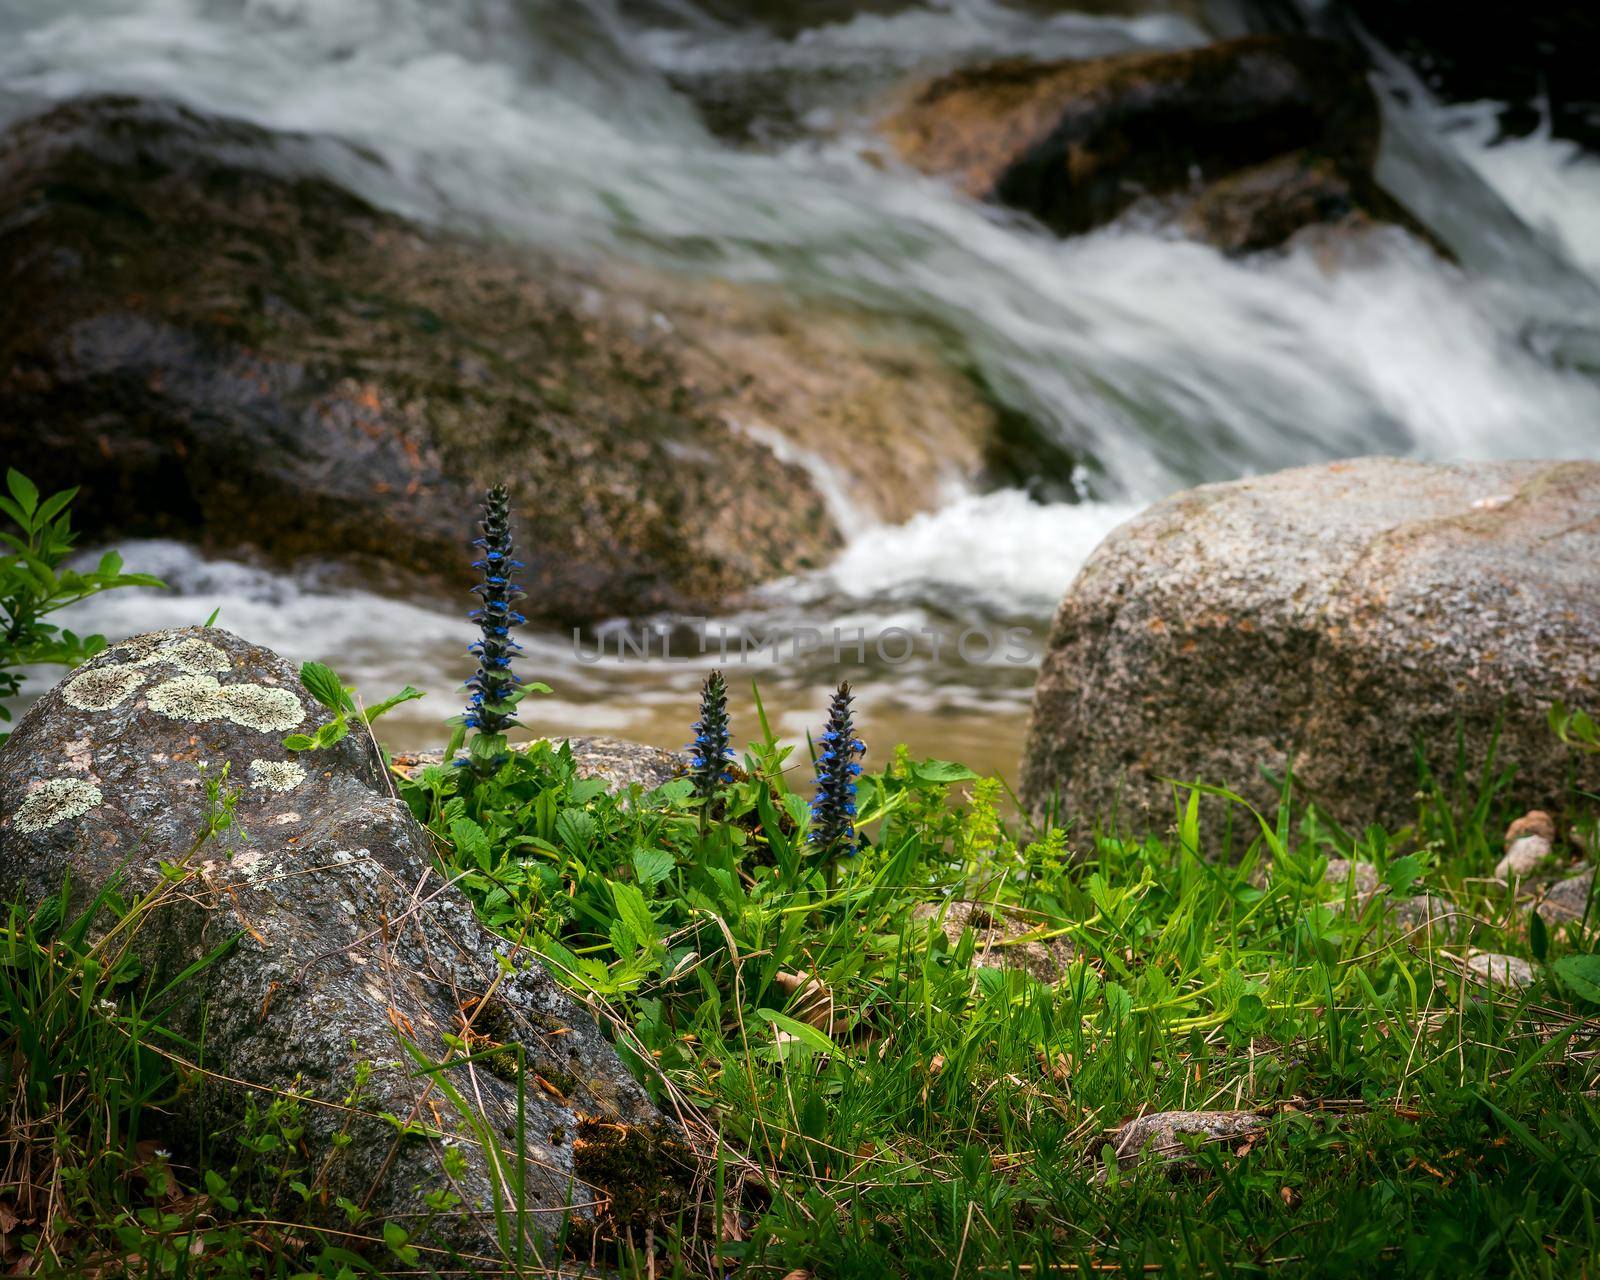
[284,660,423,752]
[0,468,163,736]
[1551,700,1600,754]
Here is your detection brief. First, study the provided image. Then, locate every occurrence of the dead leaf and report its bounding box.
[774,970,834,1035]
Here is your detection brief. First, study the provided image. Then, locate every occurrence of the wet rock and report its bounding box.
[0,628,692,1260]
[1022,458,1600,833]
[0,96,1011,622]
[390,736,684,794]
[1537,868,1596,926]
[1464,952,1536,991]
[881,35,1421,252]
[1176,149,1438,256]
[1100,1109,1263,1172]
[913,900,1071,983]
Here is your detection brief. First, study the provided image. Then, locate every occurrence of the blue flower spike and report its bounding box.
[688,669,734,802]
[462,485,525,771]
[809,681,866,858]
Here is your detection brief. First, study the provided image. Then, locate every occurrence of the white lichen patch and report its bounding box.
[13,778,103,833]
[248,759,307,792]
[220,684,305,732]
[61,663,148,712]
[147,673,227,721]
[146,674,306,732]
[157,637,232,674]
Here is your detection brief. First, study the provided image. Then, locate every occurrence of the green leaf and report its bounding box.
[910,759,982,785]
[300,661,353,712]
[555,807,596,855]
[6,469,38,517]
[282,733,317,752]
[203,606,221,627]
[632,846,675,889]
[1529,906,1549,963]
[1554,954,1600,1004]
[449,817,493,872]
[96,550,124,577]
[753,1008,839,1056]
[610,880,659,952]
[360,685,424,724]
[314,718,350,749]
[0,496,29,531]
[1383,854,1423,898]
[34,488,76,527]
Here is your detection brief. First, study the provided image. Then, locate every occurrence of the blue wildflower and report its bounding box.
[809,681,865,857]
[688,669,734,802]
[463,485,525,750]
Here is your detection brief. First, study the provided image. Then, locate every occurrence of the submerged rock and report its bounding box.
[0,628,693,1261]
[880,34,1424,253]
[1021,458,1600,833]
[0,96,1013,622]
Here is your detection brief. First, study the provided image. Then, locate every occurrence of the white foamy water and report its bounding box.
[5,0,1600,775]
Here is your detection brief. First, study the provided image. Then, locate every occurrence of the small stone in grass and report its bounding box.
[1100,1110,1263,1174]
[1464,952,1535,991]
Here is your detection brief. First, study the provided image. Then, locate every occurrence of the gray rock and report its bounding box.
[912,900,1072,984]
[1495,834,1553,882]
[1464,952,1536,991]
[1022,458,1600,834]
[1100,1110,1263,1173]
[1537,868,1596,926]
[391,736,685,796]
[0,629,692,1262]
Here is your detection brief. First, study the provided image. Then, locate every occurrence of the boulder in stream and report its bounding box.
[0,96,1016,622]
[880,34,1430,253]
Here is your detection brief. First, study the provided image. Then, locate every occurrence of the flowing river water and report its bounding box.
[4,0,1600,777]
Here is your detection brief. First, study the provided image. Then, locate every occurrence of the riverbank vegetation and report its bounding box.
[4,707,1599,1276]
[2,484,1598,1277]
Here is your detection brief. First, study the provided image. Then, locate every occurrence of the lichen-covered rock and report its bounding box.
[0,628,692,1262]
[1022,458,1600,833]
[0,96,1015,623]
[880,35,1423,253]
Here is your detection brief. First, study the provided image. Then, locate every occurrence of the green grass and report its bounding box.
[5,709,1599,1278]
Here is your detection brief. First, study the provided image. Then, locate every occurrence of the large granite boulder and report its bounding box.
[879,34,1430,253]
[0,96,1014,623]
[1021,458,1600,831]
[0,628,693,1262]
